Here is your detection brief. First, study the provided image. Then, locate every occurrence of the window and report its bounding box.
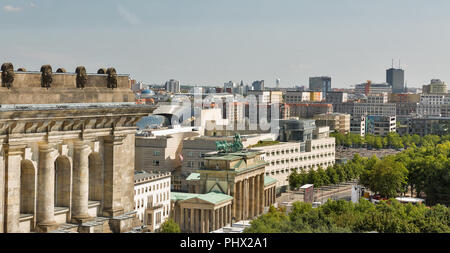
[152,160,160,166]
[153,150,160,156]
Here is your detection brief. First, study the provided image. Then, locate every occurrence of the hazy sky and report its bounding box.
[1,0,450,88]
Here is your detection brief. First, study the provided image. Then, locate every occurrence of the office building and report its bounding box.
[313,113,350,134]
[165,79,180,93]
[386,68,405,93]
[309,76,331,98]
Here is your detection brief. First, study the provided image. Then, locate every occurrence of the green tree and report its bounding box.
[361,157,408,198]
[160,218,181,233]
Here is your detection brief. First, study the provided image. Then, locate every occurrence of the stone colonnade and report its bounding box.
[174,204,232,233]
[233,173,264,221]
[264,185,277,207]
[1,134,130,233]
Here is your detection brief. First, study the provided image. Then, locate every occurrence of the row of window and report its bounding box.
[265,143,334,157]
[265,161,335,176]
[134,192,170,210]
[267,152,335,165]
[135,181,170,195]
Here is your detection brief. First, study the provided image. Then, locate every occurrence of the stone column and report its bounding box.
[71,141,92,223]
[4,144,25,233]
[259,174,264,214]
[0,148,4,233]
[215,209,219,230]
[205,210,210,233]
[224,205,228,226]
[195,209,200,233]
[178,206,184,232]
[243,179,248,220]
[220,207,224,228]
[250,178,254,217]
[232,182,237,221]
[103,135,126,217]
[272,187,276,204]
[190,208,194,233]
[229,205,232,225]
[254,176,258,216]
[36,143,58,232]
[211,208,216,231]
[236,181,241,220]
[200,209,205,233]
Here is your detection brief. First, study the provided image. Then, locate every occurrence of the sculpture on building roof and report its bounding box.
[97,68,106,74]
[56,68,66,73]
[1,62,14,89]
[40,65,53,88]
[75,66,87,88]
[106,67,117,89]
[215,133,243,153]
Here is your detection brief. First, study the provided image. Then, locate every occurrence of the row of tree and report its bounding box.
[331,132,450,149]
[289,140,450,205]
[244,199,450,233]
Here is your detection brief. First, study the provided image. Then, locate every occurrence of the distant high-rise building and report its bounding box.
[386,68,405,93]
[164,79,180,93]
[252,80,265,91]
[309,76,331,98]
[276,78,280,89]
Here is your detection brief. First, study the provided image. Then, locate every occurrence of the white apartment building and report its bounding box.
[353,103,396,118]
[420,94,446,105]
[366,116,396,136]
[134,171,172,232]
[250,134,335,190]
[417,94,447,117]
[367,92,389,104]
[350,116,366,136]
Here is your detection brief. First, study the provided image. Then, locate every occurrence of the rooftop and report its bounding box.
[264,176,277,186]
[171,191,233,205]
[134,171,171,183]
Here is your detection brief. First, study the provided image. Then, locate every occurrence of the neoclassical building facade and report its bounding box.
[171,150,277,233]
[0,64,154,233]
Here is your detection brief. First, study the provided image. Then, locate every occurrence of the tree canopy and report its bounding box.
[244,199,450,233]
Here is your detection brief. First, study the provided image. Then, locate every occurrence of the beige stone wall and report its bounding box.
[0,72,134,104]
[0,145,4,233]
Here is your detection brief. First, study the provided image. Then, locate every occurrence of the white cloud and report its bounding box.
[117,4,140,25]
[3,5,22,12]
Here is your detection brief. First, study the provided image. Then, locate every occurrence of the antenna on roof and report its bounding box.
[392,59,394,68]
[399,59,401,69]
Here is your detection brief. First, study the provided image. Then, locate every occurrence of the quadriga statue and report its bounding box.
[1,62,14,88]
[106,67,117,89]
[40,65,53,88]
[75,66,88,88]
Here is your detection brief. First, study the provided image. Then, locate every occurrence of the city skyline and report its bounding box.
[2,0,450,88]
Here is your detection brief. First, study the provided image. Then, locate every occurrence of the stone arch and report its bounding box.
[54,156,72,208]
[20,160,36,215]
[89,152,103,202]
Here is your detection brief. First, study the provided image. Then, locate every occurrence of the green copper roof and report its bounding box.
[171,191,233,205]
[264,176,277,186]
[197,192,233,204]
[171,192,199,202]
[186,173,200,181]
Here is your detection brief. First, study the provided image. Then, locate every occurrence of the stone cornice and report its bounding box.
[0,106,154,136]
